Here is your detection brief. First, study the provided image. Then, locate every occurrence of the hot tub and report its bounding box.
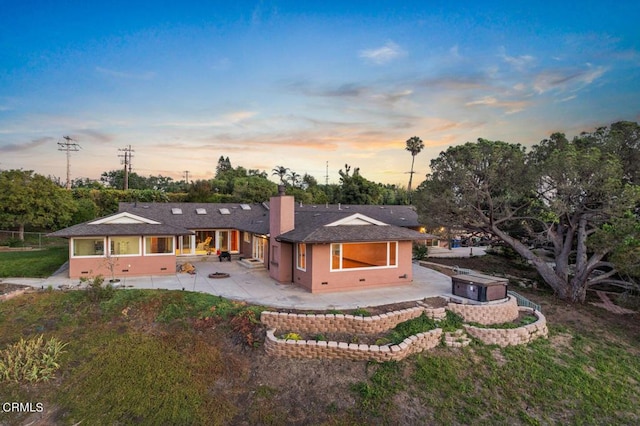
[451,274,508,302]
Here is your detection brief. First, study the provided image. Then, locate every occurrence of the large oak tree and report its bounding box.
[414,125,640,303]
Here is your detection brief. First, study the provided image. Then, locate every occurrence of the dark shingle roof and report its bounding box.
[118,202,271,234]
[276,210,432,243]
[48,221,192,238]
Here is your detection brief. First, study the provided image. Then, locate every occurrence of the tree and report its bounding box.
[405,136,424,193]
[337,164,381,204]
[215,156,233,178]
[286,170,301,188]
[414,135,640,303]
[272,166,289,185]
[0,170,77,239]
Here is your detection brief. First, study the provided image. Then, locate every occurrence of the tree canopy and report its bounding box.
[414,122,640,303]
[0,170,77,239]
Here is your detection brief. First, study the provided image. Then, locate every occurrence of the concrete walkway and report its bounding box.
[1,260,452,310]
[427,246,489,258]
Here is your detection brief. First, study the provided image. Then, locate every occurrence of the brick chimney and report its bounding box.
[269,185,295,283]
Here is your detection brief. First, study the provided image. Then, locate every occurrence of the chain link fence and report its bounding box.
[0,230,67,249]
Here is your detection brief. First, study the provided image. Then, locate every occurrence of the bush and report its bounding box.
[0,335,67,383]
[82,275,115,302]
[387,313,437,345]
[413,243,429,260]
[6,237,25,247]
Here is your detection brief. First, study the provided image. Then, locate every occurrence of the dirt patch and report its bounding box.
[0,282,29,295]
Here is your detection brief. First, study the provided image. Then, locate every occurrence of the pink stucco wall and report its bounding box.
[68,253,176,279]
[269,192,295,283]
[292,241,414,293]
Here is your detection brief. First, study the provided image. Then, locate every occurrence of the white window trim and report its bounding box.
[70,237,107,258]
[330,241,398,272]
[143,236,175,256]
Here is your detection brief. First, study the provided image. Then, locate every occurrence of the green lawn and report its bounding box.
[0,246,68,278]
[0,287,638,425]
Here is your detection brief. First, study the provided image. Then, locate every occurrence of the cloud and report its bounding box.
[532,65,607,94]
[465,96,529,114]
[500,49,535,71]
[159,111,258,128]
[0,137,53,153]
[359,41,406,65]
[96,67,156,80]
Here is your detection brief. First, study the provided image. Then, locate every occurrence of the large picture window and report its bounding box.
[330,242,397,271]
[145,236,174,255]
[72,238,105,257]
[109,236,140,256]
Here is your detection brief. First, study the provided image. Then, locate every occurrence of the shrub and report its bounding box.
[282,332,302,341]
[387,313,437,345]
[0,335,67,383]
[352,308,371,317]
[82,275,114,302]
[438,310,464,332]
[413,243,429,260]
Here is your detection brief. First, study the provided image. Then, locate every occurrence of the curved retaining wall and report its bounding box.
[260,305,446,335]
[264,328,442,362]
[463,307,548,347]
[446,296,519,325]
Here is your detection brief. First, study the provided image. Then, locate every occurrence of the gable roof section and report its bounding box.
[325,213,388,227]
[118,202,270,234]
[276,210,427,243]
[48,214,192,239]
[89,212,161,225]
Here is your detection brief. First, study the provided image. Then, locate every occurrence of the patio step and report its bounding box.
[238,258,266,269]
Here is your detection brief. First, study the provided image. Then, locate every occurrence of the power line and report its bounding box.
[57,136,81,190]
[118,145,134,190]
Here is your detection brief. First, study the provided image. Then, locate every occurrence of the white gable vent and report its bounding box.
[171,208,183,215]
[196,208,207,215]
[219,208,231,215]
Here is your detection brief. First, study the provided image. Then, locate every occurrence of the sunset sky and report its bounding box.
[1,1,639,186]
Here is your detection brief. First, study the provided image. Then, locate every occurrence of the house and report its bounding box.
[49,187,433,293]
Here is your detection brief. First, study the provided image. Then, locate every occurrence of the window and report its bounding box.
[297,243,307,271]
[109,236,140,256]
[72,238,105,257]
[145,236,174,254]
[330,242,398,271]
[244,232,251,243]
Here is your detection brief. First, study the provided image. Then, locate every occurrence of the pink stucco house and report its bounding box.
[50,188,432,293]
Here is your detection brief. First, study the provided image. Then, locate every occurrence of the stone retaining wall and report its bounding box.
[264,328,442,361]
[260,305,446,335]
[463,307,548,347]
[446,296,519,325]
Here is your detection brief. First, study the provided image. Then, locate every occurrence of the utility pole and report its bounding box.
[325,161,329,186]
[57,136,81,190]
[183,170,190,183]
[118,145,134,190]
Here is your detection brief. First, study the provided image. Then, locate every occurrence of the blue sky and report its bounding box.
[1,1,639,185]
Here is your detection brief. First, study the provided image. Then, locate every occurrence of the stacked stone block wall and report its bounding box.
[446,296,519,325]
[264,328,442,361]
[463,307,548,347]
[260,305,446,335]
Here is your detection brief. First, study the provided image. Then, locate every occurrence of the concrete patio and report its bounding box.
[2,259,451,310]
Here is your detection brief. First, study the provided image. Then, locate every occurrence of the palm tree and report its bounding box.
[271,166,289,185]
[405,136,424,193]
[286,170,301,188]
